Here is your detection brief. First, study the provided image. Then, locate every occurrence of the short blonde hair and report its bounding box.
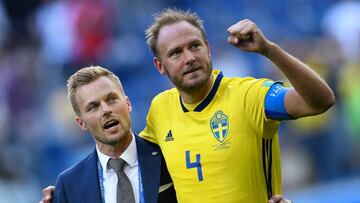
[145,8,207,57]
[67,66,124,115]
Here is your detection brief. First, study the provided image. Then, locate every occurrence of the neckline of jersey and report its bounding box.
[179,71,223,113]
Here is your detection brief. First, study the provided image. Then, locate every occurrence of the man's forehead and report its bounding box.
[157,21,203,50]
[77,77,121,103]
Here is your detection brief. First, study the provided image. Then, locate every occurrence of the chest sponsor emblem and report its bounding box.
[210,111,229,143]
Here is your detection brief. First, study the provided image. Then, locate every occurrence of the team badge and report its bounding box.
[210,111,229,143]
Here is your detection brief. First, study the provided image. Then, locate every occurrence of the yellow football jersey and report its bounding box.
[140,70,282,203]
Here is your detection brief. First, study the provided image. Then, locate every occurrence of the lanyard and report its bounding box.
[97,160,105,203]
[97,160,144,203]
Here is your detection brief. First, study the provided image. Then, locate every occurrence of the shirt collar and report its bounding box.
[96,133,138,173]
[180,70,223,112]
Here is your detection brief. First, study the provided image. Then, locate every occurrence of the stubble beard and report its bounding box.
[96,120,132,146]
[167,62,212,93]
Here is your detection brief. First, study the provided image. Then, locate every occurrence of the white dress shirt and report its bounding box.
[97,133,140,203]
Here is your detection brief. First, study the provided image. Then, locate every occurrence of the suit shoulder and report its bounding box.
[57,151,96,179]
[135,134,161,153]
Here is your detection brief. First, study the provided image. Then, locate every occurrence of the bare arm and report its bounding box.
[227,19,335,118]
[262,42,335,118]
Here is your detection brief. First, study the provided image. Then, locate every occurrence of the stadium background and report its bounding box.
[0,0,359,202]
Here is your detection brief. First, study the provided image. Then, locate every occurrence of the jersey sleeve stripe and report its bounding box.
[268,139,273,198]
[262,138,273,199]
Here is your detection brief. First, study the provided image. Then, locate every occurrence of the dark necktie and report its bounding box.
[108,158,135,203]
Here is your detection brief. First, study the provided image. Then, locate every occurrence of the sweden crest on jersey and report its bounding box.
[210,111,229,143]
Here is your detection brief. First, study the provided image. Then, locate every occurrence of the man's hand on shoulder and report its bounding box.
[269,194,293,203]
[39,185,55,203]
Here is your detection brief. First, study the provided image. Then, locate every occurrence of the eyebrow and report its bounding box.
[85,101,98,112]
[189,39,202,46]
[83,92,112,111]
[168,47,182,56]
[106,92,119,98]
[85,92,119,106]
[167,38,202,55]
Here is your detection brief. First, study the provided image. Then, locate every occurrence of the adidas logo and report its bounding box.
[165,130,174,142]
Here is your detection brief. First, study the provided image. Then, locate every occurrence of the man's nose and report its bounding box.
[101,102,112,115]
[184,50,195,64]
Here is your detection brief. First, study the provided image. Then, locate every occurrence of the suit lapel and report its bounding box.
[79,149,103,203]
[73,137,162,203]
[135,134,161,203]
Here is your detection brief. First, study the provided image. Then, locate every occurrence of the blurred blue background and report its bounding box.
[0,0,359,202]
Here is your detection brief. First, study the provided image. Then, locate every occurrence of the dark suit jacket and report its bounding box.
[54,135,177,203]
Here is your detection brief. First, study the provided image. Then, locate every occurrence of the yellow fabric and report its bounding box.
[140,70,282,203]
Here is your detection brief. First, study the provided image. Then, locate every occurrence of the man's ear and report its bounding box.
[205,40,211,58]
[76,116,88,131]
[154,57,166,75]
[125,96,132,113]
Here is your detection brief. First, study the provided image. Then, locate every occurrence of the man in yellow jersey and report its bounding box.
[141,8,335,203]
[38,66,290,203]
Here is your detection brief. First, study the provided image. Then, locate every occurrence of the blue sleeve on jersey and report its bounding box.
[264,82,295,120]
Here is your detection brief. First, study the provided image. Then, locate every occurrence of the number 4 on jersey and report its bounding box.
[185,150,203,181]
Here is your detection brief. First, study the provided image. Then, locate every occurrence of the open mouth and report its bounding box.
[103,119,119,129]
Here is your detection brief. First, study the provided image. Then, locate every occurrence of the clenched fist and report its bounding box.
[227,19,273,55]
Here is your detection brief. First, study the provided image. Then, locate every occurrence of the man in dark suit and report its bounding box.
[54,136,175,203]
[47,66,176,203]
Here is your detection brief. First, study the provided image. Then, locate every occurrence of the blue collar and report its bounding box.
[180,71,223,112]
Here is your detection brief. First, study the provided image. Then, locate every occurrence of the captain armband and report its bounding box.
[264,82,295,120]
